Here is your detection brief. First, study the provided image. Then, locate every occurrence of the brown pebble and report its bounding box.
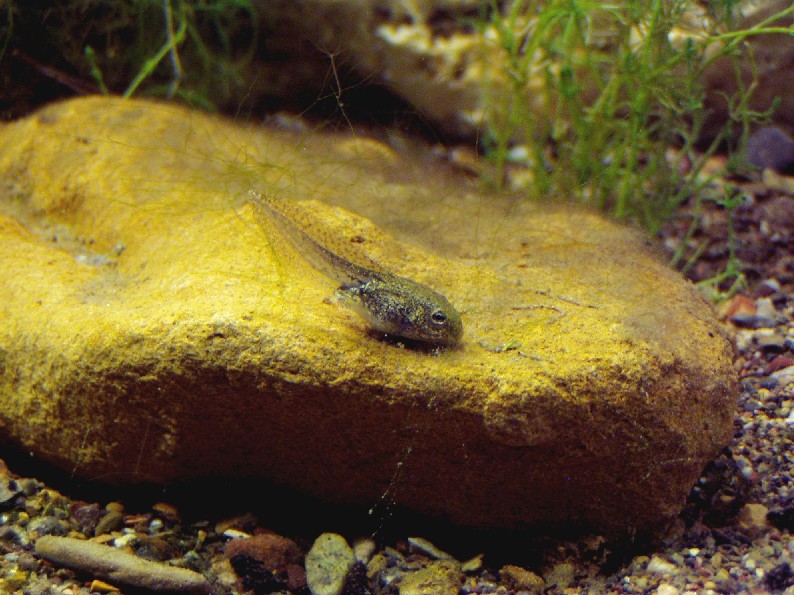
[94,511,124,537]
[132,535,178,562]
[718,293,755,321]
[225,533,305,591]
[215,513,258,535]
[105,502,124,514]
[737,503,771,539]
[765,355,794,374]
[152,502,181,524]
[35,535,211,593]
[499,564,545,594]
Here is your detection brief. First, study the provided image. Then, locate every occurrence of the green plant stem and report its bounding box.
[123,15,186,98]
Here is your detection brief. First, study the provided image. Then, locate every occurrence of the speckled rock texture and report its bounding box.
[253,0,793,140]
[0,97,736,535]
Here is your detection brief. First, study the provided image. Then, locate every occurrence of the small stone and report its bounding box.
[226,533,305,591]
[94,511,124,537]
[215,513,257,535]
[132,535,177,562]
[765,356,794,375]
[765,562,794,592]
[755,329,787,351]
[366,552,388,579]
[655,584,679,595]
[210,558,238,591]
[152,502,180,524]
[763,169,794,195]
[714,567,731,583]
[746,126,794,173]
[710,552,723,569]
[89,579,121,593]
[16,478,41,497]
[35,535,211,593]
[754,297,779,320]
[647,555,676,575]
[545,562,576,588]
[71,503,103,535]
[305,533,355,595]
[352,538,376,563]
[27,516,68,539]
[397,559,462,595]
[772,367,794,388]
[718,293,755,321]
[737,503,771,538]
[0,479,20,507]
[460,554,483,573]
[730,313,778,329]
[407,537,454,560]
[767,499,794,531]
[499,564,545,594]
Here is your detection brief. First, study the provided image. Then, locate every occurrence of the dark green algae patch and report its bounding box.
[0,96,736,535]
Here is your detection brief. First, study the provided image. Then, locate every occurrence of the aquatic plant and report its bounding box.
[1,0,258,110]
[480,0,793,297]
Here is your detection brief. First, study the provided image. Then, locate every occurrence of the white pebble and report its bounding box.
[754,297,777,319]
[647,555,676,575]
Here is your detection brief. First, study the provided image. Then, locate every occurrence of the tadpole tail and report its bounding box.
[248,191,373,286]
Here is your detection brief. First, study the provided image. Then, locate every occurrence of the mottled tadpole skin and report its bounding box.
[249,191,463,347]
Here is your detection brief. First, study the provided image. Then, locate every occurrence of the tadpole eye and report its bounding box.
[430,310,448,325]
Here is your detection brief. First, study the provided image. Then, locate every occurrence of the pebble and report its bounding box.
[225,532,305,591]
[730,312,779,330]
[545,561,576,587]
[647,555,677,575]
[34,535,210,593]
[352,537,376,563]
[772,367,794,387]
[460,553,483,573]
[0,479,20,505]
[304,533,355,595]
[93,511,124,537]
[26,516,68,539]
[737,503,771,538]
[88,579,120,592]
[499,564,545,594]
[407,536,454,560]
[397,559,462,595]
[746,126,794,173]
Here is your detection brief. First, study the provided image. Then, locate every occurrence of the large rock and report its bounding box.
[0,96,735,535]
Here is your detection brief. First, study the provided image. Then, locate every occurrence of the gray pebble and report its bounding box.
[27,516,68,539]
[0,479,20,505]
[746,126,794,172]
[730,313,778,329]
[35,535,211,593]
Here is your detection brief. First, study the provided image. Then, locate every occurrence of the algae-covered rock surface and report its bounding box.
[0,96,735,535]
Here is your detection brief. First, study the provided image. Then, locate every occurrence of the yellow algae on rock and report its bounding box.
[0,97,735,535]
